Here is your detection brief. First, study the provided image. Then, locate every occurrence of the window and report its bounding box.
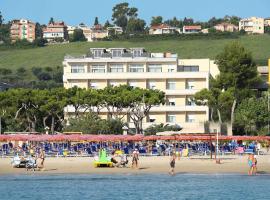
[129,64,144,73]
[186,114,195,123]
[168,65,176,72]
[168,98,176,106]
[149,115,156,123]
[89,82,98,89]
[109,81,118,87]
[110,64,124,73]
[178,65,199,72]
[186,97,195,106]
[132,49,143,57]
[91,65,105,73]
[93,50,103,58]
[129,81,137,88]
[148,64,162,72]
[167,115,176,123]
[186,80,195,89]
[71,65,85,73]
[167,81,176,90]
[111,49,123,57]
[148,81,156,90]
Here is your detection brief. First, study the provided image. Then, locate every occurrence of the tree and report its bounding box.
[70,28,86,42]
[128,88,165,134]
[40,88,66,134]
[235,96,270,135]
[150,16,163,26]
[49,17,54,24]
[183,17,194,26]
[64,112,124,134]
[35,23,43,38]
[196,42,260,135]
[0,11,3,25]
[265,26,270,34]
[126,18,146,33]
[94,17,99,25]
[164,17,180,27]
[104,20,112,28]
[112,2,138,31]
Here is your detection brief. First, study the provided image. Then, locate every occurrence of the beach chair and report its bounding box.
[93,149,113,168]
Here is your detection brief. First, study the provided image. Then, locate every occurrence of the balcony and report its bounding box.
[63,72,209,81]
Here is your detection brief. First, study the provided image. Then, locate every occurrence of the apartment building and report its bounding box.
[214,23,238,32]
[149,24,181,35]
[182,25,201,34]
[43,21,68,41]
[239,17,264,34]
[63,48,219,133]
[10,19,36,42]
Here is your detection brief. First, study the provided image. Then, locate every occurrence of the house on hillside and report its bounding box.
[107,25,123,35]
[89,24,108,41]
[214,23,238,32]
[182,25,201,34]
[10,19,36,43]
[239,17,264,34]
[43,21,68,42]
[149,24,181,35]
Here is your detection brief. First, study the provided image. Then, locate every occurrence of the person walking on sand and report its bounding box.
[39,148,46,171]
[170,153,176,175]
[248,154,254,175]
[132,148,139,169]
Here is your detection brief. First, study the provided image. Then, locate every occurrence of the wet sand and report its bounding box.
[1,154,270,175]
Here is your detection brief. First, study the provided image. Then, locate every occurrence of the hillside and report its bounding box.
[0,35,269,71]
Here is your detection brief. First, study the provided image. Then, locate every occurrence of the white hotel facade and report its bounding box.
[63,48,219,133]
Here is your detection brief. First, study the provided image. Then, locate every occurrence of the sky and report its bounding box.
[0,0,269,26]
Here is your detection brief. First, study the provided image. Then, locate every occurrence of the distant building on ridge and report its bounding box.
[10,19,36,43]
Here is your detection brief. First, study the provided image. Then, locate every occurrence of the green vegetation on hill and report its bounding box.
[0,35,269,73]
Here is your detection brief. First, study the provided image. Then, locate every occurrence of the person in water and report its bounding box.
[170,152,176,175]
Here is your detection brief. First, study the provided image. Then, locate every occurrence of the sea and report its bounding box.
[0,174,269,200]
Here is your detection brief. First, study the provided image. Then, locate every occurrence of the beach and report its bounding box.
[1,155,270,175]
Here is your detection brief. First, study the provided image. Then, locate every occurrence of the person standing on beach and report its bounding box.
[170,153,176,175]
[39,148,45,171]
[132,148,139,169]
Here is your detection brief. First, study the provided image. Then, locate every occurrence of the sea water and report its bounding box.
[0,174,269,200]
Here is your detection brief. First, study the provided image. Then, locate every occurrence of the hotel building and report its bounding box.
[63,48,219,133]
[10,19,36,43]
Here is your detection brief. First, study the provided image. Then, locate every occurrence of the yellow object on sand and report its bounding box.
[63,150,68,157]
[115,150,123,155]
[182,149,189,157]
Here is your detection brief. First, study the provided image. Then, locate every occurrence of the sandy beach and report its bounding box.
[0,154,270,175]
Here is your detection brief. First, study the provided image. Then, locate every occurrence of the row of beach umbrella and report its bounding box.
[0,134,270,142]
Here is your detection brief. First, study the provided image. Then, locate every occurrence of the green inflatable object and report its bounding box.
[98,149,109,162]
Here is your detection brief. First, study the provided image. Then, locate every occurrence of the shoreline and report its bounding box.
[0,155,269,175]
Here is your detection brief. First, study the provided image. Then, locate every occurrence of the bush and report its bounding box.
[144,123,182,135]
[103,32,239,42]
[64,113,124,134]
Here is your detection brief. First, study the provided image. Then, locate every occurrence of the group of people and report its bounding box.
[110,148,140,169]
